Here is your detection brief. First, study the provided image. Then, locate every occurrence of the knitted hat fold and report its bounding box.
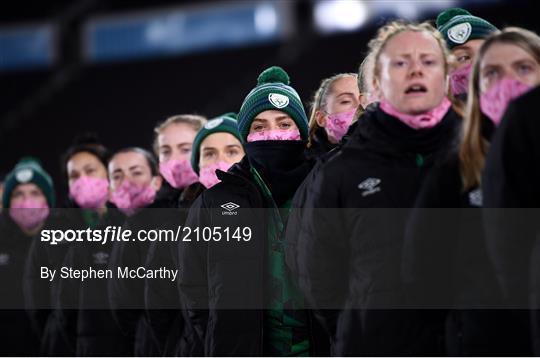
[436,8,498,49]
[2,157,55,208]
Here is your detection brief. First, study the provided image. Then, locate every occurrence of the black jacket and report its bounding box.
[57,208,131,356]
[286,119,360,293]
[24,210,80,356]
[483,85,540,355]
[0,215,41,355]
[294,104,461,355]
[178,156,326,356]
[108,194,180,357]
[402,142,523,355]
[306,127,338,161]
[143,182,205,356]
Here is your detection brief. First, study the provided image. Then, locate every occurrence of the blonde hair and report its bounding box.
[152,114,207,155]
[358,52,375,95]
[307,73,359,147]
[368,21,451,83]
[460,27,540,190]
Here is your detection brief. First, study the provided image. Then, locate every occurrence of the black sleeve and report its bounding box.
[144,241,181,355]
[23,239,51,339]
[402,162,459,306]
[52,245,80,353]
[107,220,146,342]
[177,194,210,348]
[284,162,320,286]
[296,165,348,337]
[483,93,540,305]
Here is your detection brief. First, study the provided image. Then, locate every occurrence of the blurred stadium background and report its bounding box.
[0,0,535,201]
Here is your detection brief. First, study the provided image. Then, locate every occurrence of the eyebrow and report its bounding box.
[453,45,472,51]
[202,144,241,151]
[513,58,537,66]
[112,168,123,175]
[275,115,292,121]
[336,92,356,98]
[395,53,437,58]
[481,63,499,70]
[252,118,267,123]
[128,165,144,171]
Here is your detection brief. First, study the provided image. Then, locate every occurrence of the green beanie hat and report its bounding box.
[191,113,243,175]
[237,66,309,142]
[2,157,56,208]
[437,8,498,49]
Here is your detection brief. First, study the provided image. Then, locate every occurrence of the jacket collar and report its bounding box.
[347,102,460,160]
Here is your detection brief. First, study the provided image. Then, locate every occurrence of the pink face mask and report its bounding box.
[450,64,472,96]
[109,180,156,216]
[246,129,301,142]
[9,199,50,231]
[69,176,109,209]
[159,159,198,190]
[199,161,233,189]
[325,108,356,142]
[380,97,452,130]
[480,77,532,126]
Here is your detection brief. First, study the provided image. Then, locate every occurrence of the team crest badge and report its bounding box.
[448,22,472,44]
[268,93,289,109]
[205,118,223,130]
[15,169,33,183]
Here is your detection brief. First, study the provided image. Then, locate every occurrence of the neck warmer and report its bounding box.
[325,108,357,142]
[480,77,532,126]
[199,161,234,189]
[109,180,156,216]
[380,97,452,130]
[9,199,50,231]
[450,64,472,96]
[69,176,109,209]
[159,159,199,190]
[247,129,301,142]
[245,140,310,207]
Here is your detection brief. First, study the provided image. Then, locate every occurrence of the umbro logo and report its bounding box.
[221,202,239,215]
[358,178,381,197]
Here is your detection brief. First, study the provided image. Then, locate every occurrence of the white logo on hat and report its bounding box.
[268,93,289,109]
[15,169,33,183]
[448,22,472,44]
[205,118,223,130]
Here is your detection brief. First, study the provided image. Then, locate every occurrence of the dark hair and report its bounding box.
[61,133,110,179]
[111,147,159,176]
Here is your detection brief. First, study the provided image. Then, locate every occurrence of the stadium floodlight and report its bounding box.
[313,0,369,34]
